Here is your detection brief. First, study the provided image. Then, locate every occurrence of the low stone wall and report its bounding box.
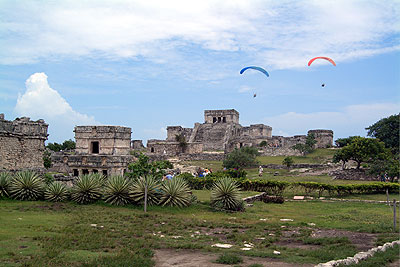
[261,163,326,169]
[147,153,226,162]
[316,240,400,266]
[258,147,302,156]
[330,169,377,181]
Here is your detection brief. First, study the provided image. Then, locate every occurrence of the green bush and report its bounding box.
[9,171,45,201]
[129,175,161,206]
[70,174,103,204]
[159,178,192,207]
[211,177,244,212]
[223,146,259,169]
[103,175,132,206]
[215,253,243,264]
[45,182,69,202]
[43,173,54,185]
[0,172,11,198]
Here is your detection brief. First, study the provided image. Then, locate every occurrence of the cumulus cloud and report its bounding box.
[14,73,98,141]
[0,0,398,70]
[263,102,399,139]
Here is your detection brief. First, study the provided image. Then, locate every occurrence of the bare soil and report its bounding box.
[311,229,377,251]
[154,249,313,267]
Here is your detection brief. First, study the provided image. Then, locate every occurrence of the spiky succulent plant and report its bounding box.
[70,174,103,204]
[9,171,45,201]
[103,175,132,206]
[159,177,193,207]
[44,181,69,202]
[129,175,161,206]
[0,172,12,198]
[210,177,244,211]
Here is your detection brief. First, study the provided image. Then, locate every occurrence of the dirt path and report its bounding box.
[154,249,313,267]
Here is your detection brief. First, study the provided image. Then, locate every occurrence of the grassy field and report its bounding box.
[257,148,337,165]
[0,197,398,266]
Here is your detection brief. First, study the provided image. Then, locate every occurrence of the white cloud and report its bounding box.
[14,73,98,141]
[238,85,252,93]
[263,102,399,139]
[0,0,398,69]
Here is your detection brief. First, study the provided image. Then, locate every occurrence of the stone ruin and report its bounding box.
[145,109,333,157]
[0,114,48,172]
[51,126,134,176]
[0,109,334,175]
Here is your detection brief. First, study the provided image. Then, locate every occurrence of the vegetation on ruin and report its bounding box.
[127,153,173,180]
[291,132,317,156]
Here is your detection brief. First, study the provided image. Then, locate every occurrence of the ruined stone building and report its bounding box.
[0,114,48,171]
[51,126,134,176]
[146,109,333,157]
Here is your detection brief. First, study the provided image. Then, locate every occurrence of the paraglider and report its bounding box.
[308,57,336,66]
[321,83,325,87]
[253,93,257,98]
[240,66,269,77]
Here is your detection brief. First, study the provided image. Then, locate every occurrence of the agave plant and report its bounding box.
[210,177,244,211]
[44,181,69,202]
[159,177,192,207]
[70,174,103,204]
[103,175,131,206]
[0,172,11,198]
[129,175,161,206]
[9,171,45,201]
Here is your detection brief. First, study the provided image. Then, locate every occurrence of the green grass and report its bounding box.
[215,253,243,264]
[193,189,260,202]
[257,148,337,165]
[0,197,398,266]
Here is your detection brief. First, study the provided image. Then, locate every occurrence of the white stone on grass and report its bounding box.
[90,224,97,227]
[273,250,281,255]
[280,219,293,222]
[212,243,233,248]
[241,247,252,251]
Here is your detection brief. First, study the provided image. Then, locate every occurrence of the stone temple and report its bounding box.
[51,126,134,176]
[0,114,48,172]
[146,109,333,157]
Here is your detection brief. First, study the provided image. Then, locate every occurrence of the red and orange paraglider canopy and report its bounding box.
[308,57,336,66]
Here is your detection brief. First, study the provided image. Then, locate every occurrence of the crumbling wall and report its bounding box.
[308,129,333,148]
[0,114,48,171]
[166,126,193,142]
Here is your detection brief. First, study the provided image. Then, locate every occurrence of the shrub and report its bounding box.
[70,174,103,204]
[9,171,45,201]
[215,253,243,264]
[43,173,54,185]
[282,156,294,168]
[103,175,132,206]
[159,178,192,207]
[223,146,259,169]
[45,182,69,202]
[211,177,244,212]
[129,175,161,206]
[260,195,284,204]
[0,172,11,198]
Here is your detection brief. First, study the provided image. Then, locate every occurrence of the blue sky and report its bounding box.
[0,0,399,144]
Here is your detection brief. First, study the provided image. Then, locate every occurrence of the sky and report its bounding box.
[0,0,399,144]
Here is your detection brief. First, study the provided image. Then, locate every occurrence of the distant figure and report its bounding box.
[166,173,173,180]
[258,166,263,177]
[321,83,325,87]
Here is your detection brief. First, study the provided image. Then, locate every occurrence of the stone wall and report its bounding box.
[0,114,48,171]
[204,109,239,124]
[74,126,131,155]
[166,126,193,142]
[51,153,135,176]
[147,140,203,156]
[308,129,333,148]
[131,140,144,150]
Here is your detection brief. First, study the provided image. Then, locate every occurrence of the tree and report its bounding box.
[366,113,399,154]
[43,151,52,169]
[223,147,259,169]
[332,137,387,169]
[126,153,173,180]
[291,133,316,156]
[282,157,294,168]
[369,157,399,182]
[335,136,360,148]
[46,139,76,152]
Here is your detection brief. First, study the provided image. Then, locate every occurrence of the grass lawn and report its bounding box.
[257,148,337,165]
[0,198,398,266]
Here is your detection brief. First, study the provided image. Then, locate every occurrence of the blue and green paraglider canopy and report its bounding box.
[240,66,269,77]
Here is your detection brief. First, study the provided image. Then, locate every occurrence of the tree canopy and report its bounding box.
[46,139,76,152]
[126,153,173,180]
[366,113,399,154]
[291,133,316,156]
[223,146,259,169]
